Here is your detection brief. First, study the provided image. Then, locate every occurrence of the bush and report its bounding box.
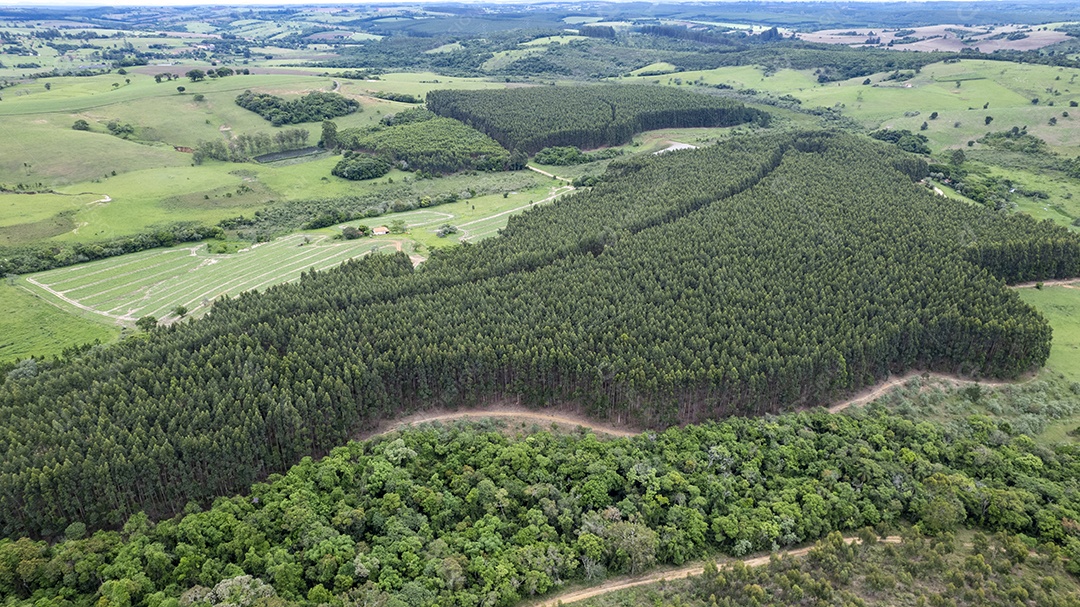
[331,153,392,181]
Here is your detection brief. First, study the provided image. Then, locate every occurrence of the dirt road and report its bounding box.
[827,372,1019,413]
[533,536,901,606]
[1012,278,1080,289]
[362,405,641,441]
[368,370,1022,442]
[527,165,573,183]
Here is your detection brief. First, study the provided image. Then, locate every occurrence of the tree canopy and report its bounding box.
[0,131,1077,539]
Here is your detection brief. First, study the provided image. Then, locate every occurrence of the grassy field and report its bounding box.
[22,234,386,324]
[347,178,568,252]
[0,282,120,362]
[619,60,1080,156]
[9,175,571,357]
[1018,285,1080,382]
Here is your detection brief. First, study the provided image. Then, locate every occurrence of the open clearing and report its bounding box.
[22,234,386,323]
[0,282,120,362]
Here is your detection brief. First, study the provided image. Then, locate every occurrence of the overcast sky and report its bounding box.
[3,0,1017,6]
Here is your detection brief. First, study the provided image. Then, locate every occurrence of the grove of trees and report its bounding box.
[234,91,360,126]
[0,132,1077,539]
[425,85,769,154]
[335,113,510,174]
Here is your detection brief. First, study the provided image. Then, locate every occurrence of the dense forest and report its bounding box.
[335,114,512,174]
[425,85,769,154]
[6,408,1080,607]
[1,132,1078,539]
[234,91,359,126]
[577,530,1080,607]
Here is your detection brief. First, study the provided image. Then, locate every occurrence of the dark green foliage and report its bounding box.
[341,225,370,240]
[978,126,1050,154]
[338,117,509,174]
[71,119,88,131]
[378,107,436,127]
[331,152,392,181]
[869,128,932,155]
[193,129,310,164]
[533,146,622,166]
[7,409,1080,606]
[426,85,768,154]
[234,90,359,126]
[0,132,1076,538]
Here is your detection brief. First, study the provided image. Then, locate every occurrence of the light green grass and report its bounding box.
[25,234,381,323]
[348,181,567,252]
[0,282,120,362]
[629,62,678,76]
[1016,285,1080,442]
[482,48,545,72]
[1018,285,1080,382]
[521,35,587,46]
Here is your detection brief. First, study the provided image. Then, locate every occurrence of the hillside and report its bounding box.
[5,410,1080,606]
[1,131,1078,538]
[425,85,769,153]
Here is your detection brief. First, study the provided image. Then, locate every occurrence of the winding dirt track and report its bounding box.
[362,406,641,441]
[827,372,1020,414]
[368,371,1023,441]
[532,536,902,606]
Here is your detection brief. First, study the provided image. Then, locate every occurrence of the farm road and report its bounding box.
[530,536,902,606]
[827,372,1017,413]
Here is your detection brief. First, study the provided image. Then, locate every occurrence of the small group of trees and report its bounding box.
[868,128,931,154]
[192,128,311,164]
[330,151,392,181]
[235,90,359,126]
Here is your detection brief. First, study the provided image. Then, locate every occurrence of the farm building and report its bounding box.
[372,226,390,235]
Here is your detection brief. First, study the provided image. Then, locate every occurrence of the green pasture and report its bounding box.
[1019,285,1080,383]
[0,114,188,187]
[520,35,587,46]
[617,60,1080,156]
[982,164,1080,229]
[619,65,820,93]
[0,72,332,116]
[0,282,120,362]
[1016,285,1080,442]
[24,234,382,324]
[347,180,567,251]
[0,154,553,247]
[629,62,678,76]
[347,71,514,98]
[482,48,544,72]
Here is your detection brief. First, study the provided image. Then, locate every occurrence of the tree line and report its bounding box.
[0,223,222,276]
[0,132,1077,539]
[425,85,769,154]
